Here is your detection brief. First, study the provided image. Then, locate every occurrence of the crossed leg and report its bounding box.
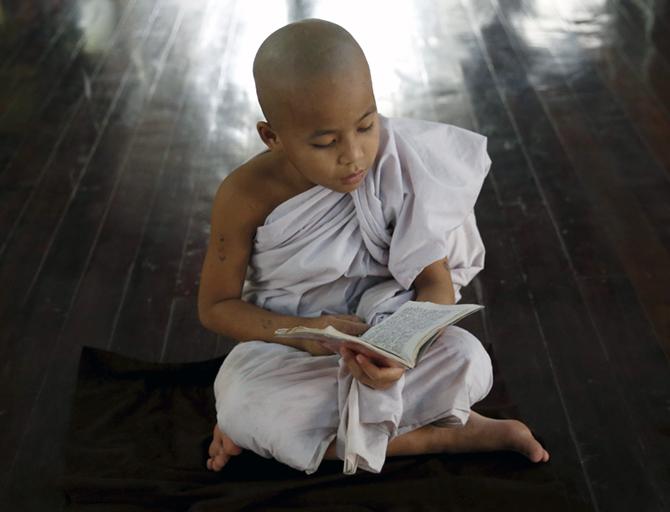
[206,411,549,471]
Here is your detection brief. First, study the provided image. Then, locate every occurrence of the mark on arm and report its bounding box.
[217,235,226,262]
[261,318,273,330]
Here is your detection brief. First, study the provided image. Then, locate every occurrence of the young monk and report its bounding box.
[198,18,549,474]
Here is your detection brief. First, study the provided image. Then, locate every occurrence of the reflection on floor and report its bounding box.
[0,1,669,510]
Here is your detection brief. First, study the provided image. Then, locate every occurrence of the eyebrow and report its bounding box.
[308,105,377,138]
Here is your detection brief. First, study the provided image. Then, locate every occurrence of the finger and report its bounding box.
[356,354,404,382]
[346,352,382,388]
[355,353,380,380]
[341,348,367,381]
[343,351,363,378]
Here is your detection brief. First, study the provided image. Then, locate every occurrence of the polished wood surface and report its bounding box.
[1,1,669,510]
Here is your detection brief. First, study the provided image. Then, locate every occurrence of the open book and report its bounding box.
[274,301,484,369]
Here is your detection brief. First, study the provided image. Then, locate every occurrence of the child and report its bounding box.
[198,18,549,474]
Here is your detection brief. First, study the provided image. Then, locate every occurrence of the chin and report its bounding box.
[347,180,366,190]
[335,181,363,193]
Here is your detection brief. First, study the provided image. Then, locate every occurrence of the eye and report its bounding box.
[311,140,336,149]
[358,122,374,132]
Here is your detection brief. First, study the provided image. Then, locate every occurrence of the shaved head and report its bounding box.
[253,19,371,130]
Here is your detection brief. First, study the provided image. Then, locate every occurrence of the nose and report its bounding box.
[337,135,364,166]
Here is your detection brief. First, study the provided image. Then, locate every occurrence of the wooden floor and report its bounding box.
[1,0,669,510]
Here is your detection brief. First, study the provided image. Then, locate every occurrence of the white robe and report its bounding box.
[214,115,493,474]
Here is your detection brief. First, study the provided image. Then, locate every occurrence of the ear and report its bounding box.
[257,121,281,150]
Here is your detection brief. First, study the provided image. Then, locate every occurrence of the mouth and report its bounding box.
[340,169,366,185]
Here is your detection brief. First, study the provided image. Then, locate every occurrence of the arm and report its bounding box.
[412,256,456,305]
[198,176,310,349]
[342,257,457,388]
[197,176,367,352]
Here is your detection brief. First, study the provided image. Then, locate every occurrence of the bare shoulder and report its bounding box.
[198,152,288,312]
[213,151,289,231]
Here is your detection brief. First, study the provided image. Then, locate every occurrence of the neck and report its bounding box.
[278,156,317,195]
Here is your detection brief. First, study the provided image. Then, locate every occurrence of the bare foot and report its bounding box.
[206,423,242,471]
[433,411,550,463]
[323,411,549,463]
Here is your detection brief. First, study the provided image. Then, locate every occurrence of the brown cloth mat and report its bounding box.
[59,346,592,511]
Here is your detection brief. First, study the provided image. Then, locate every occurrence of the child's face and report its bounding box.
[270,72,380,193]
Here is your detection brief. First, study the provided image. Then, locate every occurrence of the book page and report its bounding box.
[360,302,482,361]
[274,327,409,367]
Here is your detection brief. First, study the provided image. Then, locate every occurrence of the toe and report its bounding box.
[515,427,547,463]
[532,442,548,463]
[222,435,242,456]
[213,453,229,471]
[209,436,225,458]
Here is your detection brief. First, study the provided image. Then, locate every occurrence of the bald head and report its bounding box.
[253,19,371,129]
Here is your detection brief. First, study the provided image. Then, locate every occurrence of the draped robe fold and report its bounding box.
[214,115,493,474]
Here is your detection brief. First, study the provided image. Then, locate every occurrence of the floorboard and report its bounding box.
[1,1,668,510]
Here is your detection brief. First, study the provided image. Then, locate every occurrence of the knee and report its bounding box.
[213,362,245,432]
[455,327,491,369]
[440,326,493,403]
[213,343,263,430]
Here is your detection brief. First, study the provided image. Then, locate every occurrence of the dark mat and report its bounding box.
[60,346,590,512]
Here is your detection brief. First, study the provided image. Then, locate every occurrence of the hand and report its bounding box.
[315,313,370,336]
[301,339,338,356]
[300,314,370,357]
[340,346,405,390]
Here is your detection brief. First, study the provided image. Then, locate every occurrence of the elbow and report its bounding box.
[198,298,236,335]
[198,302,213,331]
[198,296,221,332]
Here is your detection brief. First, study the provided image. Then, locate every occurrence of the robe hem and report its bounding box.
[396,406,471,437]
[303,432,338,475]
